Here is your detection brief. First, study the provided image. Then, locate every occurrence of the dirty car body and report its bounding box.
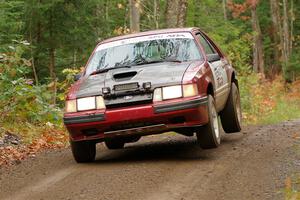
[63,28,242,163]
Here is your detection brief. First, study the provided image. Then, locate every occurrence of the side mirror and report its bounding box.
[207,53,221,62]
[74,74,82,81]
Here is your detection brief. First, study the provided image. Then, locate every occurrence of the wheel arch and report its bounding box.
[231,71,239,89]
[207,82,214,97]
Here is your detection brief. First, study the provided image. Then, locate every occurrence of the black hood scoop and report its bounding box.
[113,71,137,82]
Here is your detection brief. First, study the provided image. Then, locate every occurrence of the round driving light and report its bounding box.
[143,82,151,90]
[102,87,110,95]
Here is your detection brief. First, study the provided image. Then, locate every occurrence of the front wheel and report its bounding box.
[220,82,242,133]
[70,140,96,163]
[196,95,221,149]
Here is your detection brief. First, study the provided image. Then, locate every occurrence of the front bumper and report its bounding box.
[64,113,105,125]
[154,97,208,114]
[64,96,209,141]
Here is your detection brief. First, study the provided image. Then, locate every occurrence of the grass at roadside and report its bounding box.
[261,100,300,125]
[240,74,300,125]
[284,176,300,200]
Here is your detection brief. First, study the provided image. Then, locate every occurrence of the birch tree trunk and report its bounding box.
[129,0,140,32]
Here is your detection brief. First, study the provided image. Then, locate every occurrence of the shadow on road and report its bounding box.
[92,134,244,164]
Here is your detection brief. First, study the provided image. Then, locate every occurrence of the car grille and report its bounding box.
[105,93,152,109]
[106,99,152,109]
[114,82,139,91]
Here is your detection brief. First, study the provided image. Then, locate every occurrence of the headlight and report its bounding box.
[153,84,198,102]
[77,97,96,111]
[65,96,105,112]
[153,88,162,102]
[162,85,182,100]
[65,99,77,113]
[183,84,198,97]
[96,96,106,109]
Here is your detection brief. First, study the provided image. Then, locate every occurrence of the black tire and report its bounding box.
[220,82,242,133]
[105,139,125,150]
[196,95,221,149]
[70,140,96,163]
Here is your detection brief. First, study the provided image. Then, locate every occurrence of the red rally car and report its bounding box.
[64,28,242,163]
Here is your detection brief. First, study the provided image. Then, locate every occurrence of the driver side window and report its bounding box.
[196,33,216,55]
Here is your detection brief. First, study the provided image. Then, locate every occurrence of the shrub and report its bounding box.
[0,41,62,125]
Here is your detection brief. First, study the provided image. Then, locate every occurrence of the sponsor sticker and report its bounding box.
[96,32,194,52]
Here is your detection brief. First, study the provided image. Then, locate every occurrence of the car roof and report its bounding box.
[99,27,200,45]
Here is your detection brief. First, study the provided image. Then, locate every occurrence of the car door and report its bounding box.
[195,32,230,112]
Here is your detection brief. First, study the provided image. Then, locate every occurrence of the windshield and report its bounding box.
[85,32,202,75]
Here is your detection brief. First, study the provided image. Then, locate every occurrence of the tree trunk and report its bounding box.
[251,4,264,75]
[282,0,293,82]
[49,48,57,105]
[165,0,188,28]
[35,0,42,77]
[129,0,140,32]
[95,3,102,39]
[270,0,284,74]
[282,0,290,61]
[73,49,77,68]
[49,9,57,105]
[153,0,159,29]
[289,0,294,54]
[222,0,228,20]
[29,10,38,85]
[177,0,188,27]
[194,0,201,26]
[165,0,179,28]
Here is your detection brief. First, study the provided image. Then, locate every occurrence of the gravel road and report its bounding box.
[1,120,300,200]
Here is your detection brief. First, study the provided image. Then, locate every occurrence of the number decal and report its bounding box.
[209,61,228,90]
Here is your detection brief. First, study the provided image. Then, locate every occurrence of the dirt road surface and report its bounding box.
[1,120,300,200]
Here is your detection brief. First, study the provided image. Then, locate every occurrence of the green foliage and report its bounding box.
[0,0,25,50]
[56,68,81,103]
[284,50,300,82]
[0,42,62,125]
[186,0,252,74]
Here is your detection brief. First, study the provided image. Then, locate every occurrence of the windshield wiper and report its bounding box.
[90,65,132,75]
[136,58,182,66]
[164,58,182,63]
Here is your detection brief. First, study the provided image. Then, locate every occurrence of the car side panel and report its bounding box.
[209,60,230,112]
[193,29,231,112]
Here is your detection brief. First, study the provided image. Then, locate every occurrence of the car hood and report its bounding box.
[75,61,195,98]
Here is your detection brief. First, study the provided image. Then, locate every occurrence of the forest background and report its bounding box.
[0,0,300,153]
